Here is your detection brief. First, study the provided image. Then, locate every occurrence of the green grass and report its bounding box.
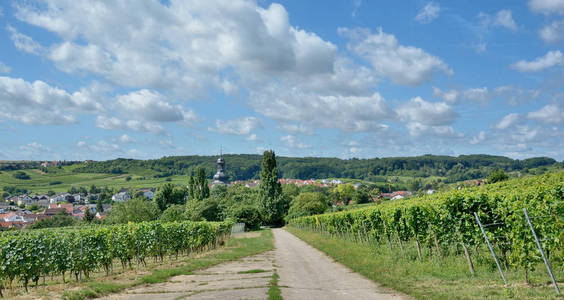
[286,226,563,300]
[268,271,282,300]
[0,167,192,194]
[62,229,275,300]
[238,269,267,274]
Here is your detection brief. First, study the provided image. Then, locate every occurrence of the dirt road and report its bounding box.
[273,229,409,300]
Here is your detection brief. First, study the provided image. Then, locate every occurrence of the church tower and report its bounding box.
[212,147,228,185]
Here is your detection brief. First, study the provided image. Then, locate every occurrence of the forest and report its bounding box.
[68,154,559,183]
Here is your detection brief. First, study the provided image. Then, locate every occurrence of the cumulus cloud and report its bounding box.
[116,89,184,122]
[478,10,518,31]
[280,135,311,149]
[95,115,165,135]
[339,27,452,86]
[434,85,540,105]
[529,0,564,14]
[528,103,564,123]
[209,117,262,135]
[13,0,339,95]
[415,2,440,24]
[246,133,260,141]
[251,88,394,132]
[432,87,459,104]
[0,62,10,74]
[495,113,520,129]
[118,134,135,143]
[511,50,564,72]
[8,26,43,54]
[77,140,119,153]
[397,97,457,126]
[19,142,50,152]
[539,19,564,43]
[279,123,315,135]
[0,76,102,125]
[470,131,486,144]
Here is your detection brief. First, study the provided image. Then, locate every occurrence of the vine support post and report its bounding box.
[461,243,475,277]
[137,235,140,271]
[415,240,422,260]
[474,212,506,285]
[523,208,560,295]
[79,239,83,283]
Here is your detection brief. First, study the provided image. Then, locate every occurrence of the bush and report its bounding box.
[160,205,187,222]
[487,169,508,183]
[285,192,327,221]
[12,171,30,180]
[230,205,262,231]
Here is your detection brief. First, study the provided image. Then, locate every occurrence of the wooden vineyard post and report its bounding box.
[432,230,442,259]
[461,243,475,277]
[415,240,422,260]
[474,212,506,285]
[523,208,560,295]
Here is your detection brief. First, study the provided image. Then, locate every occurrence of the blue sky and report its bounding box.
[0,0,563,161]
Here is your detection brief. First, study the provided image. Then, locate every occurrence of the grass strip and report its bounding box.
[63,229,274,300]
[268,271,282,300]
[286,226,562,300]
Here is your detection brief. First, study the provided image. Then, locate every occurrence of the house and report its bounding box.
[0,212,25,222]
[140,188,154,200]
[43,207,66,217]
[15,194,35,207]
[112,192,131,202]
[0,221,26,229]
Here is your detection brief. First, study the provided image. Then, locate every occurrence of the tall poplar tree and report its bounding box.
[258,150,284,225]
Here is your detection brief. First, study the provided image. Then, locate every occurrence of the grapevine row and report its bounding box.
[289,172,563,280]
[0,220,232,293]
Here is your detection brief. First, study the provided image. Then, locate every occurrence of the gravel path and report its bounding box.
[99,251,275,300]
[273,228,410,300]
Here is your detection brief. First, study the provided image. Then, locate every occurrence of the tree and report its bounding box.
[285,192,327,220]
[187,175,195,200]
[96,196,104,213]
[258,150,284,225]
[229,205,262,230]
[84,207,95,222]
[193,168,210,200]
[104,197,159,224]
[333,183,355,205]
[488,169,509,183]
[28,211,77,229]
[153,183,187,211]
[160,205,187,222]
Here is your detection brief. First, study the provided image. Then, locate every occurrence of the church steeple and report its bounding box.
[212,147,228,185]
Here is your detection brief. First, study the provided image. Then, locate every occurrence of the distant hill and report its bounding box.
[68,154,560,183]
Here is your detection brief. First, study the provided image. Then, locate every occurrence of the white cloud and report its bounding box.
[511,50,564,72]
[432,87,459,104]
[539,19,564,43]
[19,142,50,152]
[404,122,462,138]
[0,62,10,74]
[0,76,102,125]
[116,89,183,122]
[118,134,135,143]
[415,2,440,24]
[251,88,394,132]
[95,115,165,135]
[77,140,119,153]
[397,97,457,126]
[279,124,315,135]
[209,117,262,135]
[470,131,486,144]
[246,133,260,141]
[493,10,518,31]
[495,113,520,129]
[339,27,452,86]
[13,0,339,95]
[527,103,564,123]
[8,26,43,55]
[280,135,311,149]
[529,0,564,14]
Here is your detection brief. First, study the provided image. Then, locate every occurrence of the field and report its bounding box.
[0,166,191,195]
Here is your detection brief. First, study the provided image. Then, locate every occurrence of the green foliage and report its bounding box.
[290,171,564,283]
[185,198,220,221]
[28,211,78,229]
[153,183,187,211]
[487,169,509,183]
[286,192,327,221]
[12,171,30,180]
[192,168,210,201]
[258,150,285,225]
[0,220,232,292]
[105,197,160,224]
[229,204,262,230]
[160,204,187,222]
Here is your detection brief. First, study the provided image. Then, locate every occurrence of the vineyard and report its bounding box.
[0,220,232,296]
[289,171,564,292]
